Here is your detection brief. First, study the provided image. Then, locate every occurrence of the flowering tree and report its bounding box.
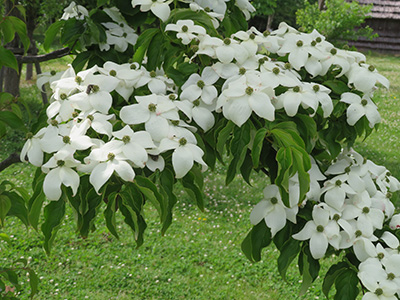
[14,0,400,298]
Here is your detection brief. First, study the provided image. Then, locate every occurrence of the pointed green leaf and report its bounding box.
[41,197,66,254]
[241,221,272,262]
[277,238,301,281]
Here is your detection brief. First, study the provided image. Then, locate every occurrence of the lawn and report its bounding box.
[0,52,399,299]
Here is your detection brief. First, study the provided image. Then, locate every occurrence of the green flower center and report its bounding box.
[50,119,58,126]
[258,58,265,64]
[171,120,180,126]
[333,214,340,221]
[246,86,254,95]
[377,252,384,260]
[368,65,375,72]
[239,67,246,75]
[148,103,157,112]
[361,99,368,106]
[293,86,300,93]
[311,41,317,47]
[193,99,200,107]
[169,94,176,100]
[362,207,370,214]
[345,166,351,173]
[388,273,395,280]
[284,62,291,69]
[223,38,231,45]
[204,7,211,12]
[57,160,65,167]
[316,37,322,43]
[60,93,67,100]
[263,30,270,37]
[330,48,337,55]
[63,136,71,144]
[387,192,392,198]
[109,70,117,76]
[87,115,94,121]
[181,25,189,32]
[270,197,278,205]
[249,33,256,40]
[108,153,115,160]
[313,85,320,92]
[26,132,33,139]
[272,67,280,75]
[316,225,324,232]
[75,76,82,84]
[296,40,303,47]
[375,288,383,296]
[355,230,362,237]
[123,33,127,38]
[122,135,130,144]
[197,80,205,88]
[150,71,157,78]
[130,64,137,70]
[179,137,187,146]
[335,180,342,186]
[50,70,57,76]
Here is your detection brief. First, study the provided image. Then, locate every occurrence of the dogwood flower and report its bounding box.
[61,1,88,20]
[340,92,381,128]
[131,0,173,22]
[165,20,206,44]
[20,128,47,167]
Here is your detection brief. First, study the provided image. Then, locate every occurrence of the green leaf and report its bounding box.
[5,191,29,227]
[104,192,119,239]
[28,190,45,231]
[41,197,66,254]
[0,195,11,227]
[0,233,11,244]
[7,16,30,53]
[216,121,234,156]
[334,269,359,300]
[251,127,268,168]
[0,46,19,72]
[159,168,177,235]
[61,19,85,46]
[324,80,350,95]
[241,221,272,262]
[146,31,165,71]
[240,150,253,185]
[27,268,39,299]
[277,238,301,281]
[299,245,320,296]
[0,110,25,130]
[181,171,204,211]
[79,188,103,238]
[0,18,15,44]
[132,28,159,64]
[322,262,348,299]
[275,147,293,206]
[135,175,166,221]
[97,0,109,6]
[44,21,65,50]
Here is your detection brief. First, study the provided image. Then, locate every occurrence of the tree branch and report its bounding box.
[0,152,21,172]
[14,47,71,64]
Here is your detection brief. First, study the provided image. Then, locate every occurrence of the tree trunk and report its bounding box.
[318,0,325,10]
[25,1,39,81]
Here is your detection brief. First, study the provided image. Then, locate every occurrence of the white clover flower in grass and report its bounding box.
[180,67,219,105]
[217,72,275,126]
[250,184,298,237]
[165,20,206,45]
[84,140,135,193]
[61,1,88,20]
[340,92,381,128]
[131,0,173,22]
[41,151,81,200]
[112,125,156,168]
[158,132,207,178]
[120,94,180,142]
[347,63,390,94]
[293,204,341,259]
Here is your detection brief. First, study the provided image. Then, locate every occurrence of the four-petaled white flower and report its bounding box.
[165,20,206,44]
[131,0,173,22]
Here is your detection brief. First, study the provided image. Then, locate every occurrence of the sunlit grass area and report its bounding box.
[0,52,398,299]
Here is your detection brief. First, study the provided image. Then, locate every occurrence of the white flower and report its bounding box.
[165,20,206,44]
[61,2,88,20]
[85,140,135,193]
[120,94,179,141]
[131,0,173,22]
[42,151,81,200]
[293,204,341,259]
[347,63,389,93]
[340,92,381,128]
[20,128,47,167]
[250,184,297,237]
[389,214,400,230]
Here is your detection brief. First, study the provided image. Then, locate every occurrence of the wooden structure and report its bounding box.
[351,0,400,53]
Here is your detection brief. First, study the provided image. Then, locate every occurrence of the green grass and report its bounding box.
[0,52,399,299]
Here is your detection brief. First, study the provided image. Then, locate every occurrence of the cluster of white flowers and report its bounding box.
[132,0,255,23]
[25,62,210,200]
